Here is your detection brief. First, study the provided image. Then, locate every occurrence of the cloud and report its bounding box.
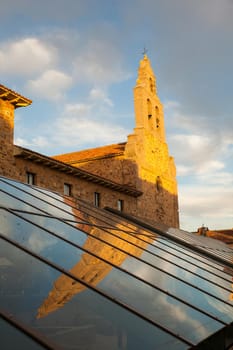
[0,37,56,76]
[28,232,56,253]
[179,183,233,231]
[57,118,127,147]
[26,69,72,100]
[72,39,131,86]
[15,95,129,153]
[169,133,226,175]
[54,101,128,150]
[15,136,50,149]
[89,88,113,107]
[163,98,233,230]
[0,0,97,22]
[164,100,233,178]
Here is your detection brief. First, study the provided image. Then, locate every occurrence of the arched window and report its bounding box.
[149,77,154,93]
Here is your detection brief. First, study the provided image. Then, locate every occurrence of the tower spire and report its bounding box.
[133,54,165,140]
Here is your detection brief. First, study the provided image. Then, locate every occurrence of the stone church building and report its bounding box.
[0,55,179,228]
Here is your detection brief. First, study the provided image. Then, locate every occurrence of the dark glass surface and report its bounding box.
[0,178,76,220]
[0,177,232,292]
[161,238,232,273]
[0,238,187,350]
[1,177,231,280]
[9,185,230,286]
[0,176,233,349]
[0,209,231,344]
[0,318,47,350]
[167,227,233,261]
[15,210,233,305]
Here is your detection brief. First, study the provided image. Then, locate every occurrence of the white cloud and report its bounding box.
[198,171,233,186]
[0,37,56,76]
[89,88,113,106]
[56,116,127,148]
[16,95,129,153]
[28,232,56,253]
[26,69,72,100]
[179,184,233,231]
[169,133,226,175]
[15,136,50,149]
[72,39,131,86]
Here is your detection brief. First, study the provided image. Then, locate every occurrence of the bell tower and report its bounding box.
[125,54,179,228]
[133,54,165,140]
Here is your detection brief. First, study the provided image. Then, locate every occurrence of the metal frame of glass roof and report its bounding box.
[0,175,232,349]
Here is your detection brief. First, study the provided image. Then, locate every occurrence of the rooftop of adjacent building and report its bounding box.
[53,142,126,164]
[14,145,142,198]
[196,226,233,247]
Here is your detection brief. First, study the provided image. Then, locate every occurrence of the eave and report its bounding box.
[0,84,32,108]
[14,146,142,198]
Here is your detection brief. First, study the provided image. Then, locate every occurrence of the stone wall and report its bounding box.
[12,157,137,215]
[0,100,15,176]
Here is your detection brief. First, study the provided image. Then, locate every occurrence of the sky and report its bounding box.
[0,0,232,232]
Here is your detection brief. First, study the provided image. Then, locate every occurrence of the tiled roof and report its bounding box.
[206,229,233,246]
[196,227,233,246]
[53,142,126,164]
[0,84,32,108]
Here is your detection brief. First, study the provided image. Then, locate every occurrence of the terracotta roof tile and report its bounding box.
[14,145,142,198]
[206,229,233,245]
[53,142,126,164]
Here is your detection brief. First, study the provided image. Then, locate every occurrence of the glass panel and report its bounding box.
[150,239,232,282]
[5,208,233,310]
[14,211,233,299]
[167,227,233,263]
[0,179,79,220]
[64,199,233,280]
[0,176,231,284]
[0,210,230,345]
[0,238,186,350]
[0,318,46,350]
[161,238,230,273]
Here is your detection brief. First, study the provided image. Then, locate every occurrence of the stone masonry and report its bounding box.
[0,56,179,228]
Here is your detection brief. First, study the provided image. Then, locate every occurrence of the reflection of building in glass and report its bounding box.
[37,203,150,318]
[0,176,233,349]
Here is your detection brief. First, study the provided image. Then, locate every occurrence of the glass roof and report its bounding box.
[0,175,232,350]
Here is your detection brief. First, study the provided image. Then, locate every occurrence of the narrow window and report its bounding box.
[149,77,154,93]
[147,98,152,118]
[117,199,124,212]
[26,172,36,185]
[155,106,160,128]
[156,176,162,192]
[94,192,100,207]
[64,183,72,196]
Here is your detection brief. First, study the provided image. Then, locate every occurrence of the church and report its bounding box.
[0,54,179,228]
[1,55,233,350]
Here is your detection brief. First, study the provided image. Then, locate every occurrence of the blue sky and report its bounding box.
[1,0,232,231]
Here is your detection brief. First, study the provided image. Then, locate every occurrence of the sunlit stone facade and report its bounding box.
[0,56,179,228]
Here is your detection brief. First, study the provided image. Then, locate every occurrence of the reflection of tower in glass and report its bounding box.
[37,199,150,319]
[229,275,233,301]
[223,265,233,302]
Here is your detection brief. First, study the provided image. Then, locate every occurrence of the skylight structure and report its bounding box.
[0,176,232,349]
